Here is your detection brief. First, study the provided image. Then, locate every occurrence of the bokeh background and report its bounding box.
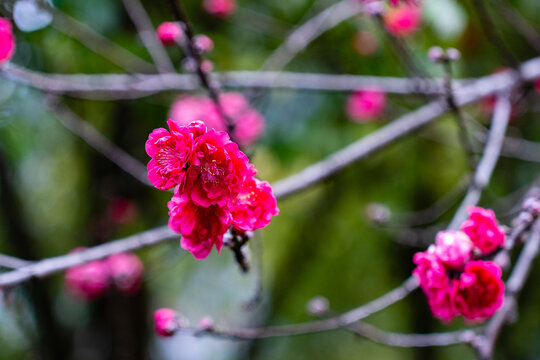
[1,0,540,359]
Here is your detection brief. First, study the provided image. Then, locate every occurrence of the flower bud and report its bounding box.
[427,46,444,62]
[306,296,330,316]
[106,252,144,294]
[156,22,182,46]
[199,316,214,330]
[194,34,214,53]
[154,308,181,337]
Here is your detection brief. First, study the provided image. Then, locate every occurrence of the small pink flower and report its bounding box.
[383,4,422,38]
[413,250,459,322]
[65,250,110,300]
[168,191,232,259]
[230,177,279,232]
[461,206,505,255]
[433,231,472,271]
[154,308,180,337]
[106,253,144,294]
[169,93,265,147]
[146,120,206,190]
[346,87,386,122]
[183,129,255,207]
[455,261,505,322]
[199,316,214,330]
[194,34,214,53]
[0,18,15,65]
[389,0,419,6]
[200,59,213,73]
[156,22,182,46]
[203,0,236,18]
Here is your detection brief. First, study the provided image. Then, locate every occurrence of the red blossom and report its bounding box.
[203,0,236,18]
[183,129,255,207]
[433,231,473,271]
[65,249,110,300]
[0,18,15,65]
[169,93,265,147]
[168,191,232,259]
[413,250,460,322]
[106,252,144,294]
[383,4,422,38]
[455,261,505,322]
[461,206,506,255]
[346,87,386,122]
[156,22,182,46]
[230,177,279,232]
[154,308,180,337]
[145,120,206,190]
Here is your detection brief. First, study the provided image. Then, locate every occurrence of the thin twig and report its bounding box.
[261,0,363,71]
[0,254,32,269]
[472,0,520,69]
[448,94,512,229]
[48,98,151,186]
[51,9,156,73]
[495,1,540,54]
[122,0,176,73]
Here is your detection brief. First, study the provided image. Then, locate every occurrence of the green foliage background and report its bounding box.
[1,0,540,359]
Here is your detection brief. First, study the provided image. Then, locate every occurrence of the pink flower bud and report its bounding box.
[108,197,138,225]
[383,4,422,38]
[65,249,110,300]
[446,48,461,61]
[346,87,386,122]
[199,316,214,330]
[0,18,15,65]
[156,22,182,46]
[433,231,472,271]
[461,206,505,255]
[194,34,214,53]
[203,0,236,18]
[154,308,180,337]
[306,296,329,316]
[106,252,144,294]
[200,59,213,73]
[427,46,444,62]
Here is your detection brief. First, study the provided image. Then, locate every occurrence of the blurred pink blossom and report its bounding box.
[203,0,236,18]
[107,252,144,294]
[156,22,182,46]
[0,18,15,64]
[383,4,422,38]
[346,87,386,122]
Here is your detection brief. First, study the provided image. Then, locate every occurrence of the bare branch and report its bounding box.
[122,0,176,73]
[51,9,156,73]
[261,0,363,71]
[0,225,175,287]
[449,94,512,229]
[49,99,151,186]
[0,254,32,269]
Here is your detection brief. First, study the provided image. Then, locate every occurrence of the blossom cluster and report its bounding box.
[169,92,265,147]
[413,207,506,322]
[146,120,278,260]
[65,251,144,300]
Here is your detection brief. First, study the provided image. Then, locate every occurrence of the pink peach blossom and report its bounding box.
[230,177,279,232]
[0,18,14,65]
[413,250,459,322]
[455,261,505,322]
[183,129,255,207]
[346,87,386,122]
[433,231,473,271]
[154,308,180,337]
[383,4,422,38]
[461,206,506,255]
[106,252,144,294]
[169,93,265,147]
[65,251,110,300]
[203,0,236,18]
[146,120,206,190]
[168,191,232,259]
[156,22,182,46]
[194,34,214,53]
